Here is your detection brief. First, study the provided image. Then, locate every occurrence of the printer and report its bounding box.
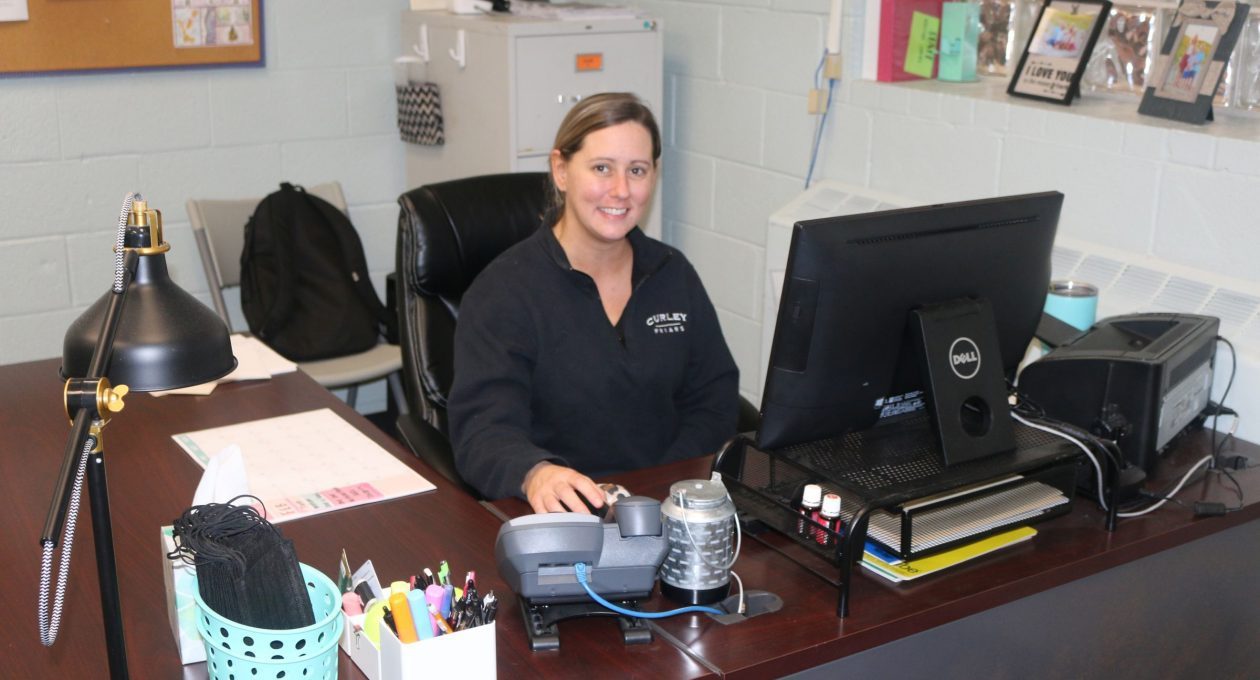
[1020,313,1218,471]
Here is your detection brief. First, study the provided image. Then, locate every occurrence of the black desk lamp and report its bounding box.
[38,193,236,680]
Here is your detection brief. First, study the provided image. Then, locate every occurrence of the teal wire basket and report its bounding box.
[194,562,344,680]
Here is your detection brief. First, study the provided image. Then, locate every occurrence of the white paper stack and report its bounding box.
[868,479,1068,555]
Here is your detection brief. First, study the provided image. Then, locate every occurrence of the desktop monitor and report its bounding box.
[757,191,1064,454]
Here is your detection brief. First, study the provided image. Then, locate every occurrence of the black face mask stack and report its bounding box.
[167,497,315,629]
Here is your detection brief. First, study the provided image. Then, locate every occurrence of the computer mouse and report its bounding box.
[573,493,611,519]
[599,483,632,505]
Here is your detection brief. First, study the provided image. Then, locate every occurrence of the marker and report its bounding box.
[362,598,387,646]
[338,549,354,593]
[389,592,419,643]
[354,581,376,610]
[407,589,434,640]
[341,591,364,616]
[424,584,446,635]
[423,567,436,588]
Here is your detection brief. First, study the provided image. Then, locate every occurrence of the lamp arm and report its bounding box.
[40,249,137,546]
[37,246,136,650]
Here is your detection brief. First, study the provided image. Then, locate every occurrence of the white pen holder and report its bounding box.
[340,610,496,680]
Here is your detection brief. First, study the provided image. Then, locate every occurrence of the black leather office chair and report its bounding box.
[395,172,759,494]
[395,173,550,493]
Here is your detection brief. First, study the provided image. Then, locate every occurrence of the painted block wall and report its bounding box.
[632,0,1259,440]
[2,0,1257,441]
[0,0,412,414]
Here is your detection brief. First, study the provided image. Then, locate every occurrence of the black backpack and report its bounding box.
[240,183,392,362]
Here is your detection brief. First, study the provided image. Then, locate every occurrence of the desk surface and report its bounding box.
[494,424,1260,678]
[5,357,1258,679]
[0,359,707,680]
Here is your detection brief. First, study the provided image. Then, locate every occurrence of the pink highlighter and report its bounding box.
[341,591,364,616]
[424,584,446,636]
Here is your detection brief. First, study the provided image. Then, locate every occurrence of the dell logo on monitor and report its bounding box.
[948,337,981,380]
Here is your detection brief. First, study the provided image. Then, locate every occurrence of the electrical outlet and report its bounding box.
[824,54,843,80]
[808,88,828,115]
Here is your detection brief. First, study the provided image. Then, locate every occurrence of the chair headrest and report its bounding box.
[399,172,550,301]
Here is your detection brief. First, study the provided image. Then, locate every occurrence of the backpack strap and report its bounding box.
[258,183,303,338]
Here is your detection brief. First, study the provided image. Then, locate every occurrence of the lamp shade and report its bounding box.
[62,211,236,392]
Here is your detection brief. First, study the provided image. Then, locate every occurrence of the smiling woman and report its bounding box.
[448,93,740,513]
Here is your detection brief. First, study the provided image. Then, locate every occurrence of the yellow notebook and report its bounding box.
[862,525,1037,582]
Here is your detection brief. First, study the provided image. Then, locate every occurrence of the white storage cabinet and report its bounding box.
[399,10,664,236]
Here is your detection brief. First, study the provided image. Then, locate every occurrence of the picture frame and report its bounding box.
[1138,0,1251,124]
[1007,0,1113,104]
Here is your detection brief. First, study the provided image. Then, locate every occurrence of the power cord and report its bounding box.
[677,475,745,615]
[1011,411,1111,510]
[1209,336,1238,468]
[1011,408,1220,519]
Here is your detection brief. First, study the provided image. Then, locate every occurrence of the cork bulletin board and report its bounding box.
[0,0,262,76]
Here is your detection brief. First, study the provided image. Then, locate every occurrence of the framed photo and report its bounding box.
[1008,0,1113,104]
[1138,0,1251,124]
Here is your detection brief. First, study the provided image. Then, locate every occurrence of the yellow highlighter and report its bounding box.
[362,599,387,646]
[389,591,420,643]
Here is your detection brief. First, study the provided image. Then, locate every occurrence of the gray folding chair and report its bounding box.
[187,182,405,410]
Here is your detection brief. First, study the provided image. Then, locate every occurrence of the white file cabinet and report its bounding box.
[399,10,664,236]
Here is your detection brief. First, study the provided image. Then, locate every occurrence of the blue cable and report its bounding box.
[804,76,836,189]
[574,563,723,619]
[805,49,839,189]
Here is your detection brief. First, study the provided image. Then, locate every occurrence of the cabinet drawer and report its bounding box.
[514,31,660,157]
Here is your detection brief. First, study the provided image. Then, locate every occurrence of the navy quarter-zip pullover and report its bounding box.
[449,226,739,500]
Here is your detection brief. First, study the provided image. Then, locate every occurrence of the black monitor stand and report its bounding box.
[909,297,1016,466]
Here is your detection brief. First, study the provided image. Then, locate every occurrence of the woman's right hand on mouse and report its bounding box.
[523,461,605,515]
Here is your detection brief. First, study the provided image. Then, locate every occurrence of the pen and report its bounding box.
[482,592,498,624]
[428,602,455,635]
[451,598,466,630]
[441,583,454,619]
[423,567,436,588]
[438,560,451,586]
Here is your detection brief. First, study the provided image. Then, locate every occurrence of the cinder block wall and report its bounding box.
[637,0,1259,441]
[3,0,1257,435]
[0,0,411,413]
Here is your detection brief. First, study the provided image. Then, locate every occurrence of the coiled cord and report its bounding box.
[38,435,94,646]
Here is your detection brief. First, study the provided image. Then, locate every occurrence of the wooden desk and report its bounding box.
[494,430,1260,678]
[0,359,707,679]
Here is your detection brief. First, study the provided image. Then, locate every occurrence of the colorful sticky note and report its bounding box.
[904,10,941,79]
